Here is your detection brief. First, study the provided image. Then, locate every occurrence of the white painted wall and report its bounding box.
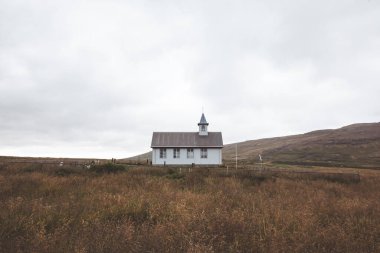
[152,148,222,165]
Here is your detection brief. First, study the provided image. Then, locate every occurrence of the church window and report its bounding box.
[159,148,166,159]
[173,148,180,158]
[187,148,194,158]
[201,148,208,158]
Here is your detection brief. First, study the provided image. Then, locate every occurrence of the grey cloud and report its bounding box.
[0,0,379,158]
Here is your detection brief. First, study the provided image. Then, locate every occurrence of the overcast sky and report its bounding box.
[0,0,379,158]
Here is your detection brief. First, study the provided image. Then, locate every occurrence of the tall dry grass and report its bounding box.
[0,164,379,253]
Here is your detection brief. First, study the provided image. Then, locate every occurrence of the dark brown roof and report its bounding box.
[151,132,223,148]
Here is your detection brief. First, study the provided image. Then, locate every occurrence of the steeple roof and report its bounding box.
[198,113,209,126]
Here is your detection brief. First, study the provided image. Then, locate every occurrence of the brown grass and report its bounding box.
[0,163,379,253]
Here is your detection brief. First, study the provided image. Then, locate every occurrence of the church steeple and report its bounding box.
[198,113,209,136]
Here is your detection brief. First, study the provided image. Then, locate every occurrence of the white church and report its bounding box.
[151,113,223,165]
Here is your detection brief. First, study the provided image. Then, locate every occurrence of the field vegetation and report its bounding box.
[0,163,379,252]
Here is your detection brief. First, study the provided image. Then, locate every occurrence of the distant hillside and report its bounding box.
[223,123,380,168]
[122,152,151,163]
[127,123,380,168]
[0,156,108,164]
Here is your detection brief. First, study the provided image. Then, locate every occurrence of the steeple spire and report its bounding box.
[198,113,209,126]
[198,113,209,136]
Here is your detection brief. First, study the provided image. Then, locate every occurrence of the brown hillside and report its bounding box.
[223,123,380,168]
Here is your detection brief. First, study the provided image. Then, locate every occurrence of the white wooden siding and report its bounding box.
[152,148,222,165]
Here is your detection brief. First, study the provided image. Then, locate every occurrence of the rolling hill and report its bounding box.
[223,123,380,168]
[127,123,380,168]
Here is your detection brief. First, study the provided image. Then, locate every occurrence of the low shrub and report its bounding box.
[54,167,82,177]
[165,169,185,180]
[22,163,43,173]
[89,163,127,173]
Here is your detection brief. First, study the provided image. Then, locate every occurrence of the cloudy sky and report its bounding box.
[0,0,379,158]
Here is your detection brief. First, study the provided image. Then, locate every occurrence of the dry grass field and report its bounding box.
[0,163,379,253]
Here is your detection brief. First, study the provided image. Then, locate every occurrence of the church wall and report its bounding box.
[152,148,222,165]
